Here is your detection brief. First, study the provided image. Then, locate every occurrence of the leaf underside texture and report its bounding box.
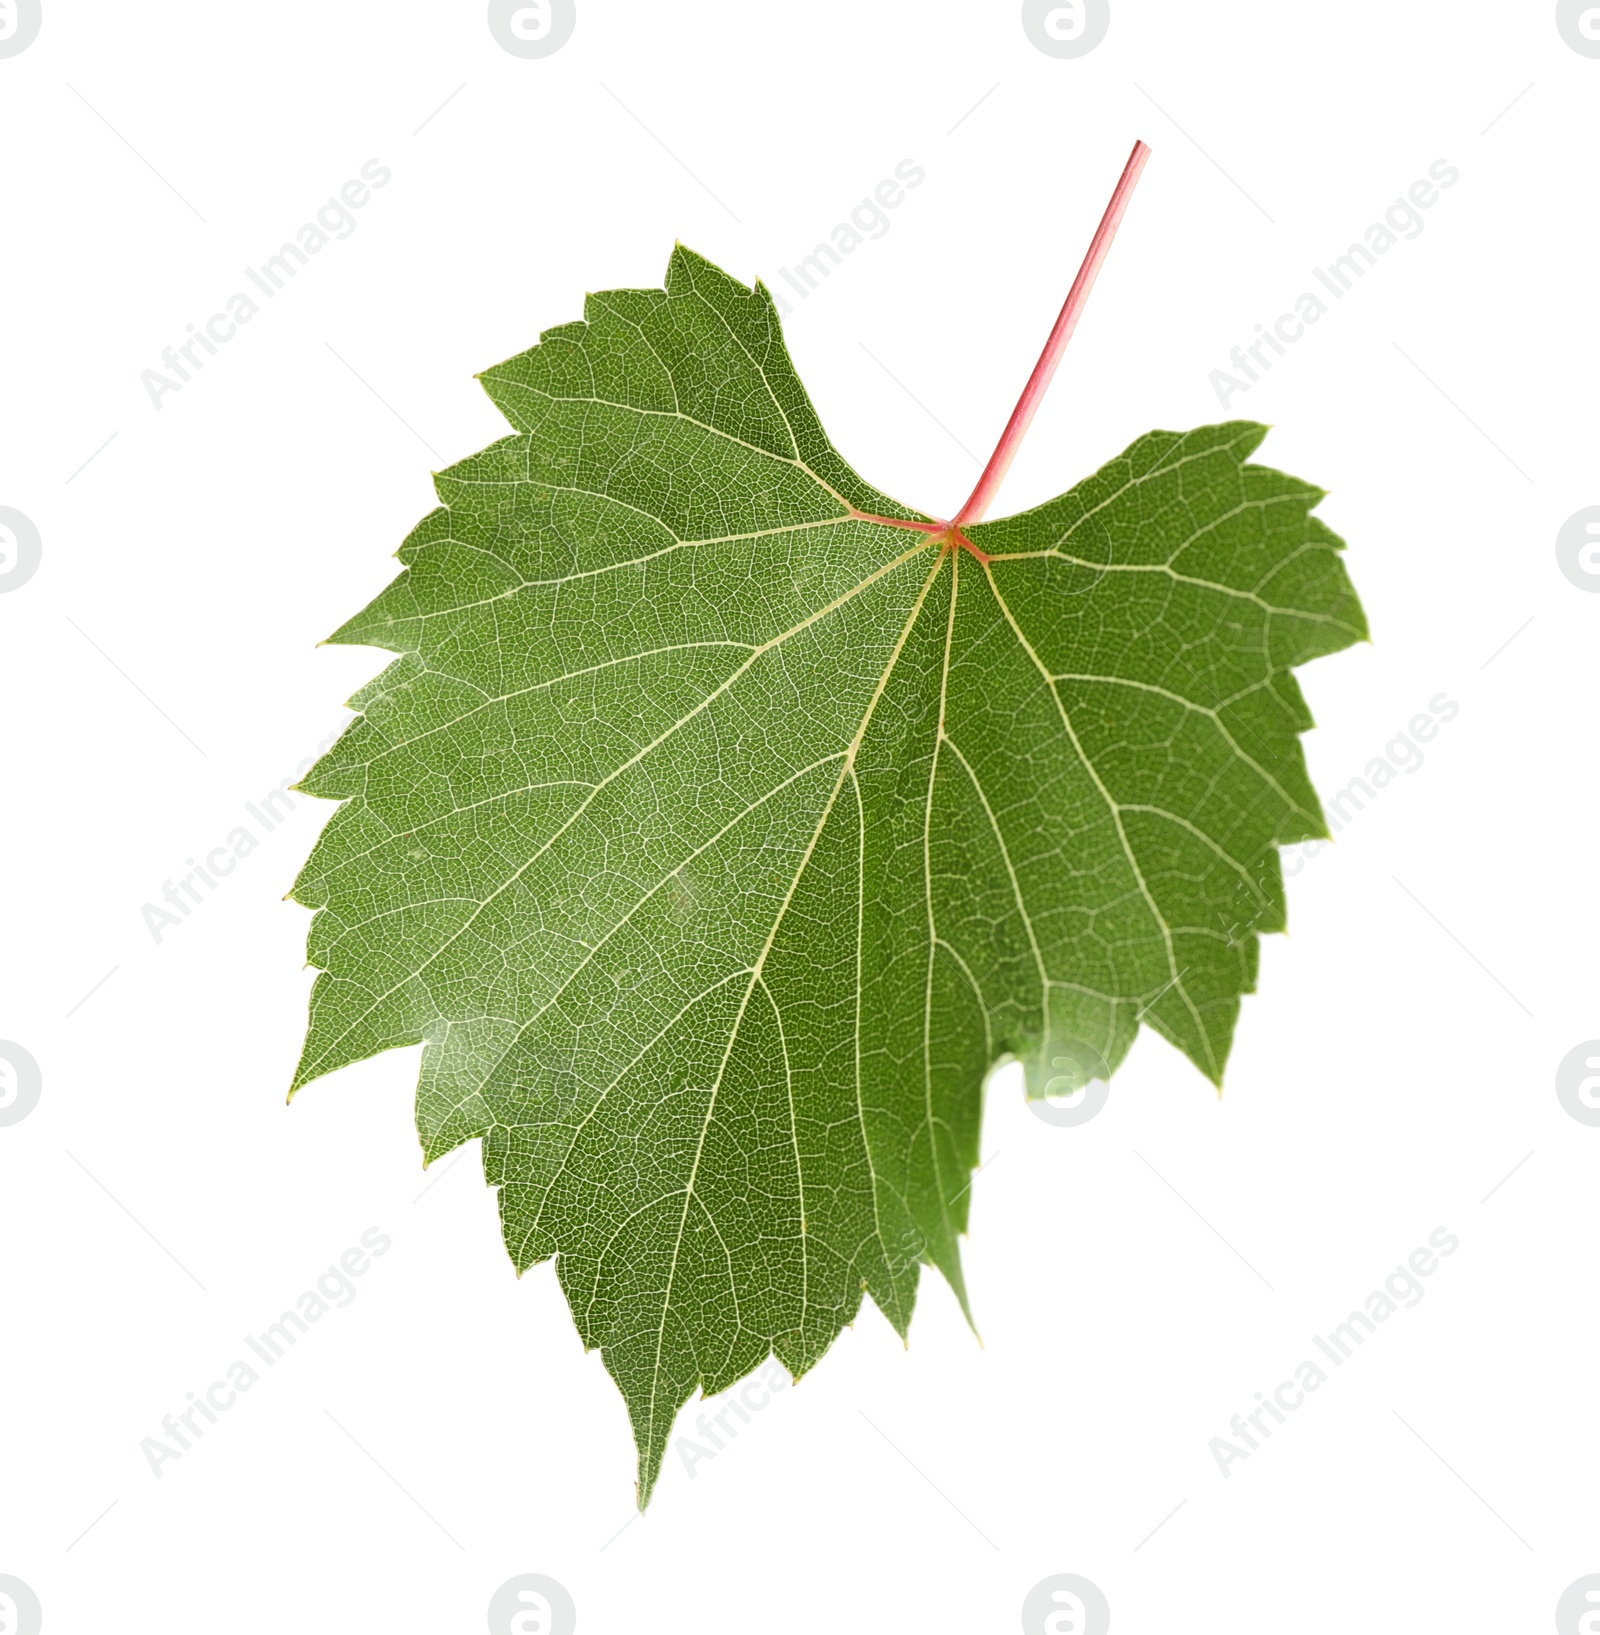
[289,246,1367,1504]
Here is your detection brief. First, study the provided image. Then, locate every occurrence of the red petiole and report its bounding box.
[954,139,1152,531]
[847,142,1152,562]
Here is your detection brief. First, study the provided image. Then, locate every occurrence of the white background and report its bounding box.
[2,2,1597,1630]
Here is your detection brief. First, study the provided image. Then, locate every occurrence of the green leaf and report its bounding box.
[289,245,1366,1505]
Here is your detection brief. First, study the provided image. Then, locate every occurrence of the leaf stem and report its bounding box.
[954,139,1152,527]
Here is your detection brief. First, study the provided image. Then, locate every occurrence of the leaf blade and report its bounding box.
[290,251,1366,1504]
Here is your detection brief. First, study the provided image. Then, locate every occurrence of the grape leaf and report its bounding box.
[289,243,1365,1505]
